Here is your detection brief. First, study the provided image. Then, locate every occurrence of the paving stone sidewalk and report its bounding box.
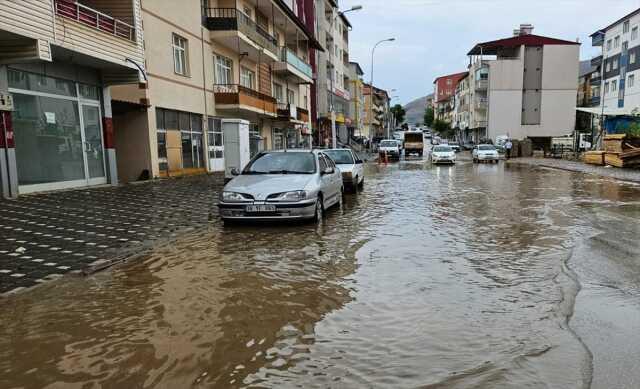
[0,175,223,295]
[507,158,640,183]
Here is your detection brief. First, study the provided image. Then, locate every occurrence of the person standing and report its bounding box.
[505,139,513,159]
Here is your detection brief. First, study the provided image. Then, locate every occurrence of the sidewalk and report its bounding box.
[0,174,223,295]
[506,158,640,183]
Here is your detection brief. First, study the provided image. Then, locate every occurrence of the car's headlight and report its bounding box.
[268,190,308,202]
[221,191,252,202]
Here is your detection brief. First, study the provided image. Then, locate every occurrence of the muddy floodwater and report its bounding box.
[2,159,640,388]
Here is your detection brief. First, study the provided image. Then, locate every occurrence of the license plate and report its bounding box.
[246,204,276,213]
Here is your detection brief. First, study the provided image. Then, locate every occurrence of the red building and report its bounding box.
[433,71,468,121]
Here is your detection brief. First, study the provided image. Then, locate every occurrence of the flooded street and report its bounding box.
[2,158,640,388]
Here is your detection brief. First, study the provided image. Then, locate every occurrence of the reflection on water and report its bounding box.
[2,161,640,388]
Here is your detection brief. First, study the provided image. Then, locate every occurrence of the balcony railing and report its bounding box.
[475,99,488,109]
[214,84,277,114]
[205,8,278,56]
[54,0,135,41]
[280,47,313,79]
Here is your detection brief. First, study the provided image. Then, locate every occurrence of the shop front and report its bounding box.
[8,69,107,194]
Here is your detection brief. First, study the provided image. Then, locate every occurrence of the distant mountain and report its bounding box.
[403,94,431,126]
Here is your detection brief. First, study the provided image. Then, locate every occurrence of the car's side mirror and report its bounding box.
[230,168,240,176]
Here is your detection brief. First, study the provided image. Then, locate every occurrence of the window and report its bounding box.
[207,117,224,160]
[623,41,629,51]
[606,61,611,72]
[303,95,308,109]
[613,58,619,70]
[633,27,639,40]
[605,82,610,93]
[274,83,284,103]
[624,21,630,34]
[447,79,453,85]
[607,39,612,51]
[214,54,233,85]
[172,34,189,76]
[287,89,295,104]
[631,52,637,64]
[240,67,255,89]
[615,36,620,48]
[612,81,617,92]
[629,74,635,88]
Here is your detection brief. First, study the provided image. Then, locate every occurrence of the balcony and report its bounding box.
[591,95,601,106]
[54,0,136,41]
[475,79,488,90]
[214,84,277,116]
[592,31,605,47]
[272,47,313,83]
[475,98,488,110]
[205,8,279,61]
[276,103,309,123]
[591,55,603,67]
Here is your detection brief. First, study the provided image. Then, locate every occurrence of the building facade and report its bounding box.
[433,72,467,123]
[363,83,390,138]
[0,0,145,197]
[112,0,320,182]
[591,8,640,116]
[467,25,580,145]
[347,61,365,139]
[452,73,470,142]
[310,0,352,147]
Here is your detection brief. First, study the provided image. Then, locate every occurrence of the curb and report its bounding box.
[506,159,640,184]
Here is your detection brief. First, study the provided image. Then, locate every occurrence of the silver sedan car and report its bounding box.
[218,150,343,222]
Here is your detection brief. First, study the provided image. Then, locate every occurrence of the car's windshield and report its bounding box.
[434,146,452,152]
[381,141,397,147]
[479,145,496,151]
[324,150,355,164]
[243,152,316,174]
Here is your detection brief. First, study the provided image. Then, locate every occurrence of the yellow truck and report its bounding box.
[404,131,424,156]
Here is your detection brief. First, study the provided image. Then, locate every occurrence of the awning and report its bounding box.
[576,107,635,116]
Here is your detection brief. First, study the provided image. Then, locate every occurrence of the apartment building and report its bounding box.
[433,72,467,123]
[347,61,364,139]
[452,73,470,140]
[466,60,489,143]
[111,0,321,182]
[591,8,640,117]
[0,0,145,198]
[466,25,579,145]
[363,83,390,138]
[312,0,352,147]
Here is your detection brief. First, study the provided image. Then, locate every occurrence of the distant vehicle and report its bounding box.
[394,139,404,152]
[473,144,500,163]
[495,135,509,147]
[219,150,343,223]
[404,131,425,156]
[462,142,475,151]
[324,148,365,192]
[378,139,401,161]
[448,143,461,153]
[431,145,456,164]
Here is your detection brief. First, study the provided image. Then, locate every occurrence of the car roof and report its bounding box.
[478,144,494,147]
[264,149,313,153]
[324,148,352,152]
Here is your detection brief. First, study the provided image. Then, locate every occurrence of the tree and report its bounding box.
[390,104,406,125]
[433,119,454,139]
[424,107,434,127]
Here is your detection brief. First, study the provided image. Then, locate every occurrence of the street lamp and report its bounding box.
[330,5,363,149]
[369,38,395,141]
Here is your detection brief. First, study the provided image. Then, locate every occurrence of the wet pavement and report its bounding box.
[0,176,222,294]
[2,157,640,388]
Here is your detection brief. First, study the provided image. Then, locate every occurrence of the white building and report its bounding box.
[467,25,580,146]
[591,8,640,116]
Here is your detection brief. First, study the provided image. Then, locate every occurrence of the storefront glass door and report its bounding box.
[9,69,107,194]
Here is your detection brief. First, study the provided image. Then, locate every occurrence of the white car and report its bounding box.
[431,145,456,164]
[473,144,500,163]
[378,139,401,160]
[324,148,365,192]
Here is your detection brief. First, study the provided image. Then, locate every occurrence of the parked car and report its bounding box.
[324,148,365,192]
[472,144,500,163]
[218,150,343,223]
[378,139,401,160]
[430,145,456,164]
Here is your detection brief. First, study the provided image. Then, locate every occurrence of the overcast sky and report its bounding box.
[340,0,640,106]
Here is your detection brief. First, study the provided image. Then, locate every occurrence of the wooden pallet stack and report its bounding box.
[603,135,640,168]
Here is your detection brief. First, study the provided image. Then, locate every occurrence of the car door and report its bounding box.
[318,154,335,205]
[352,151,363,182]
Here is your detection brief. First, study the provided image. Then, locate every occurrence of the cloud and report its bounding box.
[340,0,638,104]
